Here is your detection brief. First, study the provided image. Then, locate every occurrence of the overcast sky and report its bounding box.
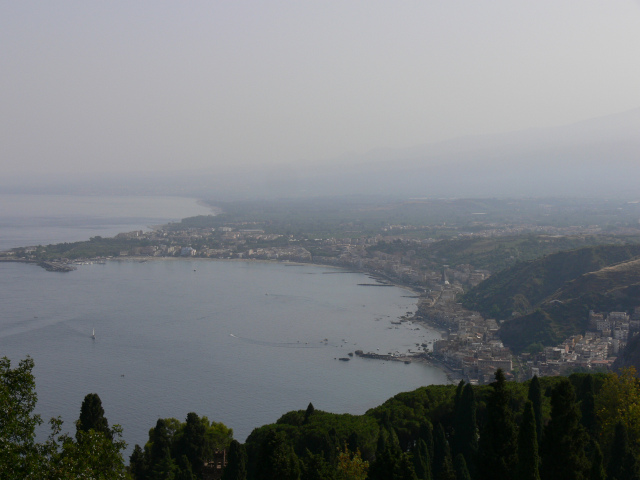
[2,1,640,177]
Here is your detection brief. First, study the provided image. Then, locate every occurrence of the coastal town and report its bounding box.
[4,214,639,385]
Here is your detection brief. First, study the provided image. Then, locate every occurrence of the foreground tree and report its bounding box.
[48,423,128,479]
[256,430,301,480]
[453,454,471,480]
[597,367,640,455]
[76,392,111,440]
[222,440,247,480]
[541,379,590,480]
[336,444,368,480]
[131,413,234,480]
[528,375,543,445]
[452,383,477,470]
[129,444,147,480]
[578,375,597,437]
[477,369,518,480]
[607,422,640,480]
[589,440,605,480]
[1,357,128,479]
[517,401,540,480]
[0,356,45,479]
[411,439,431,480]
[173,412,206,478]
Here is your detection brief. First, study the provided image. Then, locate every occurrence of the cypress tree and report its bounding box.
[368,444,399,480]
[76,393,111,440]
[129,444,148,480]
[397,454,418,480]
[412,439,431,480]
[437,456,456,480]
[222,440,247,480]
[175,455,195,480]
[589,440,605,480]
[370,427,402,480]
[517,400,540,480]
[578,375,596,437]
[453,454,471,480]
[528,375,543,446]
[174,412,206,478]
[452,383,477,469]
[148,418,176,479]
[419,423,434,464]
[540,379,590,480]
[301,451,335,480]
[347,432,359,453]
[607,422,640,480]
[433,423,452,480]
[304,402,315,424]
[477,369,518,480]
[453,380,465,415]
[257,430,301,480]
[376,431,387,458]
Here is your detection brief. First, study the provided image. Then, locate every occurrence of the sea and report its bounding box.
[0,194,448,456]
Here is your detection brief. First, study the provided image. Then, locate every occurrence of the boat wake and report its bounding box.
[229,333,324,348]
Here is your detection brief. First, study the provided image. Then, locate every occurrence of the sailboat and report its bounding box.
[91,328,95,340]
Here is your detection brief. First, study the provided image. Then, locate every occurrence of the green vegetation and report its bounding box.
[0,356,128,479]
[173,196,640,241]
[13,236,153,261]
[130,413,233,480]
[370,234,640,273]
[6,355,640,480]
[463,244,640,318]
[461,244,640,352]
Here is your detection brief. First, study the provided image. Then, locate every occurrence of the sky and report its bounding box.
[2,1,640,178]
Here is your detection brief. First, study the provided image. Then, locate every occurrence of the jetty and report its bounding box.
[38,261,77,272]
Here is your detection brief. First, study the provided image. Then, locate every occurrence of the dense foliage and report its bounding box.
[6,354,640,480]
[1,357,128,479]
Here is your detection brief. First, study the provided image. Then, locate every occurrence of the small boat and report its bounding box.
[91,328,96,340]
[339,357,350,362]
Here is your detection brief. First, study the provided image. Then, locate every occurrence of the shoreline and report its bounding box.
[110,256,454,381]
[2,253,453,382]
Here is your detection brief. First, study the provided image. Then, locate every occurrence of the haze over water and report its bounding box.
[0,194,213,251]
[0,194,447,455]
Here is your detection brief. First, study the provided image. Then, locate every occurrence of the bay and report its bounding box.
[0,259,447,455]
[0,193,447,457]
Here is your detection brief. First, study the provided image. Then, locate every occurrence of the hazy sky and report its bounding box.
[2,1,640,176]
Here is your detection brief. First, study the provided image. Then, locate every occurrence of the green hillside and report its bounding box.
[461,244,640,353]
[462,244,640,318]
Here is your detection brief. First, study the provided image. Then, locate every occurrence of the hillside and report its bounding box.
[461,245,640,353]
[462,245,640,319]
[417,234,640,273]
[612,332,640,373]
[549,258,640,303]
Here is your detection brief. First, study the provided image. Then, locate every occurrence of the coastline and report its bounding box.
[3,253,453,383]
[109,255,457,382]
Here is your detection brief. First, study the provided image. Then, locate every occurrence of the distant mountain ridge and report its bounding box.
[3,107,640,199]
[462,244,640,353]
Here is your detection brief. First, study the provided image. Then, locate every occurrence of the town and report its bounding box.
[5,207,640,385]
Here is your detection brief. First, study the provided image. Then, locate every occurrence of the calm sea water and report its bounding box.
[0,195,447,456]
[0,193,212,251]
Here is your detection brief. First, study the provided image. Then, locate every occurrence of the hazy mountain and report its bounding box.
[4,107,639,200]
